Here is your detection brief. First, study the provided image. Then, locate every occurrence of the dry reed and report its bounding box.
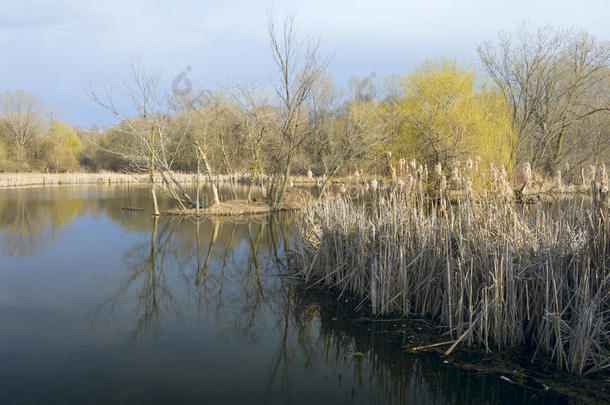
[295,164,610,376]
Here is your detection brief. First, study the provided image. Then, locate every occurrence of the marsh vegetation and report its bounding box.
[296,159,610,377]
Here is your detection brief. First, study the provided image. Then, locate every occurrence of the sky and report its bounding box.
[0,0,608,128]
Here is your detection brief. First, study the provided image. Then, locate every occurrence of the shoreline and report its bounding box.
[297,284,610,404]
[160,199,301,216]
[0,172,202,189]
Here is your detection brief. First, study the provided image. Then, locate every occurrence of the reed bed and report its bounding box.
[295,168,610,376]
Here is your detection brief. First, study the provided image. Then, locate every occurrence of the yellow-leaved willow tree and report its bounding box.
[40,121,83,171]
[390,59,514,172]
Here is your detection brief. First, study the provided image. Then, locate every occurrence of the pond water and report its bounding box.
[0,185,568,404]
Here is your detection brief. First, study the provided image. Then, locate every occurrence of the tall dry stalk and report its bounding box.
[295,167,610,375]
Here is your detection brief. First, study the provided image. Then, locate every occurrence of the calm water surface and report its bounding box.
[0,185,567,404]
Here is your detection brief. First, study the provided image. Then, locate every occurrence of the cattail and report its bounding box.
[391,167,397,182]
[490,164,498,184]
[601,164,608,192]
[398,158,406,173]
[524,163,532,188]
[474,155,481,172]
[590,165,597,184]
[465,178,473,197]
[410,159,417,171]
[405,174,414,192]
[423,164,428,181]
[434,163,442,177]
[502,177,513,199]
[450,166,460,187]
[370,178,378,190]
[581,168,587,186]
[307,169,313,179]
[396,178,405,190]
[439,175,447,193]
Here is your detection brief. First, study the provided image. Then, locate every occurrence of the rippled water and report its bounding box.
[0,185,567,404]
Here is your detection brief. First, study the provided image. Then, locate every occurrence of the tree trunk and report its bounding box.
[195,141,220,205]
[276,157,291,207]
[150,127,160,216]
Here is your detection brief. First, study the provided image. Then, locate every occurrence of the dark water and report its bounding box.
[0,185,568,404]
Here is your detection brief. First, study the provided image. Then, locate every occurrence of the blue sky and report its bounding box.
[0,0,608,128]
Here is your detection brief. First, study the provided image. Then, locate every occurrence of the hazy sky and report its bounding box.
[0,0,608,127]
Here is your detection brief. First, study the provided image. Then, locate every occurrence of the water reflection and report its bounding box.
[102,215,560,404]
[0,189,82,256]
[0,186,565,404]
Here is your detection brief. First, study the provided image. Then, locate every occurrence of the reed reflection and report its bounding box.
[98,212,552,404]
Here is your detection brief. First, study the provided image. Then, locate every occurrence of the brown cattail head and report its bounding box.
[434,163,442,177]
[581,168,587,186]
[465,178,473,196]
[406,174,414,191]
[466,157,473,170]
[450,166,460,188]
[398,158,406,171]
[524,162,532,187]
[439,175,447,192]
[590,165,597,184]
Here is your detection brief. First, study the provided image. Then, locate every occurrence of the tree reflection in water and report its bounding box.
[99,213,548,405]
[0,186,563,404]
[0,190,82,257]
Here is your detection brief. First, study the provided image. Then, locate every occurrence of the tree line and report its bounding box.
[1,21,608,194]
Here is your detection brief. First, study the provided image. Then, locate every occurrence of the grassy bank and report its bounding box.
[295,180,609,376]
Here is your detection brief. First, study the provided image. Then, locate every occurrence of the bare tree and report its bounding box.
[478,24,610,171]
[0,90,45,171]
[267,14,330,206]
[88,63,197,214]
[307,75,385,197]
[233,82,274,201]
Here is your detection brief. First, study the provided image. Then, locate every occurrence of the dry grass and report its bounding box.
[0,171,202,188]
[295,164,610,376]
[162,200,276,216]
